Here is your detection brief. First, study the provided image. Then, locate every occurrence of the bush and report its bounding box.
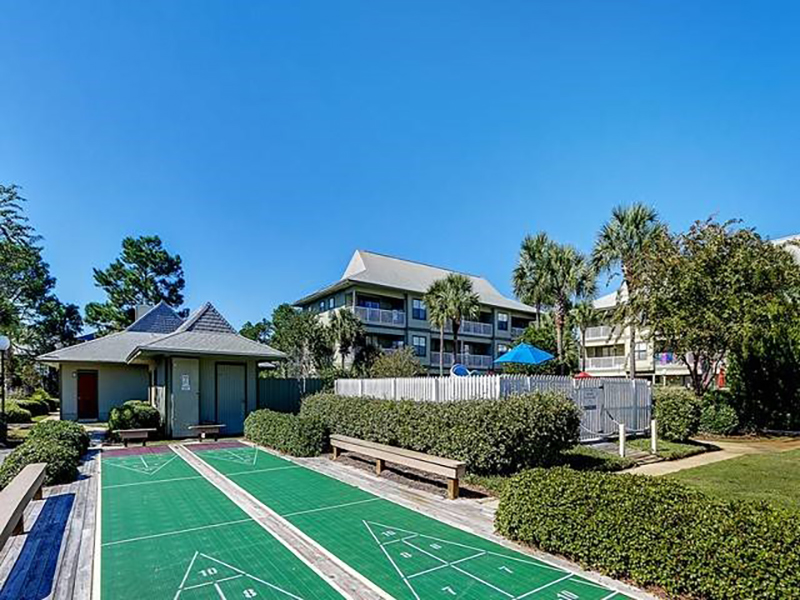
[28,420,91,455]
[244,409,326,456]
[15,397,50,417]
[5,403,32,424]
[654,386,701,442]
[108,400,161,438]
[301,392,580,474]
[369,348,424,378]
[495,468,800,600]
[0,438,80,489]
[29,388,58,412]
[700,391,739,435]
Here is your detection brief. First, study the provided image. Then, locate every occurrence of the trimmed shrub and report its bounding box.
[28,420,91,455]
[700,391,739,435]
[29,388,58,412]
[495,468,800,600]
[108,400,161,439]
[654,386,701,441]
[5,403,32,424]
[300,392,580,474]
[244,409,326,457]
[0,438,80,489]
[15,397,50,417]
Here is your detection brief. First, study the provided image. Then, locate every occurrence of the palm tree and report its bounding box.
[329,308,364,369]
[548,243,596,368]
[513,232,554,328]
[570,301,597,372]
[424,279,449,376]
[441,273,480,368]
[592,203,662,379]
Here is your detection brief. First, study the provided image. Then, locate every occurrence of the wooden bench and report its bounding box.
[188,424,225,441]
[116,428,157,447]
[330,435,466,499]
[0,463,46,551]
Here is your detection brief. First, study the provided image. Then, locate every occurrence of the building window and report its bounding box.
[318,300,325,312]
[412,335,427,357]
[412,298,427,320]
[497,343,509,357]
[635,341,648,361]
[498,312,509,331]
[328,297,335,310]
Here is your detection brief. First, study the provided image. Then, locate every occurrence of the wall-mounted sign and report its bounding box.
[181,374,191,391]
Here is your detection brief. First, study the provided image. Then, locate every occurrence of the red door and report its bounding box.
[77,371,98,420]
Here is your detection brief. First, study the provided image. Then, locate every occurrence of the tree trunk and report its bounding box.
[439,326,444,376]
[628,325,637,380]
[536,304,541,329]
[554,306,564,363]
[452,320,461,370]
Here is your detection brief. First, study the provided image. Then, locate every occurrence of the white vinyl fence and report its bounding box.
[335,375,652,442]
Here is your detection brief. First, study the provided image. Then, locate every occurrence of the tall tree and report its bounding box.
[548,243,596,368]
[513,232,555,328]
[424,279,449,376]
[239,318,273,344]
[85,235,185,333]
[592,203,663,379]
[268,304,333,377]
[441,273,481,366]
[628,219,800,396]
[570,301,597,372]
[329,308,365,369]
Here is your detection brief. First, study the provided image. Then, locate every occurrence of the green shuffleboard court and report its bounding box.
[100,447,344,600]
[193,444,631,600]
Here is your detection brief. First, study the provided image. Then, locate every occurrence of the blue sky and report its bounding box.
[2,1,799,328]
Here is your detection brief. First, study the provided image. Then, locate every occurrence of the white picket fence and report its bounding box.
[334,374,652,442]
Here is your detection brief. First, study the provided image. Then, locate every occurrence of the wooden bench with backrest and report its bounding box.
[0,463,47,551]
[330,435,466,499]
[115,428,157,447]
[187,424,225,441]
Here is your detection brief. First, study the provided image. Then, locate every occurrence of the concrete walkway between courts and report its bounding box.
[626,436,800,476]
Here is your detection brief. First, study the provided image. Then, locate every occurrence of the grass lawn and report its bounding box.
[668,447,800,510]
[628,437,710,460]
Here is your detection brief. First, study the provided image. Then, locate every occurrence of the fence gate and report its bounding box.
[574,379,606,439]
[256,378,325,414]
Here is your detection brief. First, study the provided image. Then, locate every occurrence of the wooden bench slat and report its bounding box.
[0,463,47,551]
[331,435,465,470]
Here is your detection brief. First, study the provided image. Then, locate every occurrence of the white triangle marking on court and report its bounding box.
[208,448,259,466]
[104,454,177,476]
[174,551,305,599]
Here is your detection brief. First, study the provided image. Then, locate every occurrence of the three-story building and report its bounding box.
[294,250,538,372]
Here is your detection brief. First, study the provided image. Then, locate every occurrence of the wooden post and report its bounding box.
[391,378,397,400]
[375,458,385,475]
[332,446,341,460]
[619,423,626,458]
[651,419,658,454]
[447,478,459,500]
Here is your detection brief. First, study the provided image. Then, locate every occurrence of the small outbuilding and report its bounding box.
[37,302,285,437]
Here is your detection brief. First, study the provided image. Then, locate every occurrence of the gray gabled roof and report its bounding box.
[38,301,285,364]
[295,250,537,314]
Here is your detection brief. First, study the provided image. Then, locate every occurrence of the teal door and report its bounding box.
[171,358,199,437]
[216,363,246,435]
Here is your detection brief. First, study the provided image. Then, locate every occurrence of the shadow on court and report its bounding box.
[0,493,75,600]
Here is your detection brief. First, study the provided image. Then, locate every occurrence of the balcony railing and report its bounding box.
[585,325,624,341]
[435,320,493,337]
[654,352,684,367]
[510,326,526,338]
[431,352,494,369]
[585,356,626,370]
[354,306,406,327]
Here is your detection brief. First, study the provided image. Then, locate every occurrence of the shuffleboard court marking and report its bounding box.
[227,465,302,477]
[174,551,305,599]
[102,452,177,476]
[209,447,259,466]
[281,498,380,518]
[101,517,252,547]
[103,474,204,489]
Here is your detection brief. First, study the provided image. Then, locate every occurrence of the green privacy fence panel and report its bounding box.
[256,378,325,413]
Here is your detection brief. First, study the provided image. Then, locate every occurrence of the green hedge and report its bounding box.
[15,397,50,417]
[0,438,80,489]
[654,386,702,441]
[5,403,32,424]
[699,390,739,435]
[108,400,161,439]
[244,409,326,457]
[300,392,580,474]
[495,468,800,600]
[28,420,91,455]
[29,388,58,412]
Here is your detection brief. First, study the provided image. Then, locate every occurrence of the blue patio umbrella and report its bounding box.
[494,343,554,366]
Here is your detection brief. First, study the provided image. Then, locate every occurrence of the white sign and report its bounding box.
[181,374,191,391]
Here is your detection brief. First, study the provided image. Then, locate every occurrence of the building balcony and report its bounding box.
[510,326,526,338]
[431,352,494,369]
[354,306,406,327]
[585,356,626,370]
[585,325,624,341]
[435,320,493,337]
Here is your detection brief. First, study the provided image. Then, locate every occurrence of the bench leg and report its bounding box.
[13,517,25,536]
[142,439,147,447]
[332,447,341,460]
[123,439,128,448]
[34,486,43,501]
[447,478,459,500]
[375,458,385,475]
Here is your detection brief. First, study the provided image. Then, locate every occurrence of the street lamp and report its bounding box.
[0,335,9,421]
